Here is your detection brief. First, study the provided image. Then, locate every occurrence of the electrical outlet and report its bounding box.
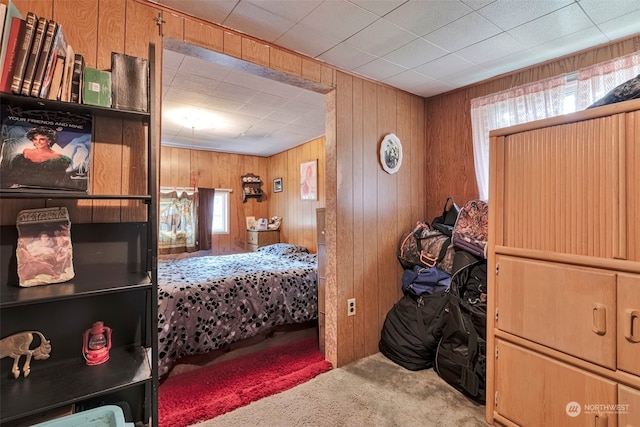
[347,298,356,316]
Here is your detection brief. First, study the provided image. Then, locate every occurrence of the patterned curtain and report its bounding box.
[197,188,215,251]
[159,189,198,255]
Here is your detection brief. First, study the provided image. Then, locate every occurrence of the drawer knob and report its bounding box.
[624,308,640,343]
[592,303,607,336]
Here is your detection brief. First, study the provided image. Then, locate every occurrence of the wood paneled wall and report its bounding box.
[4,0,638,372]
[424,34,640,220]
[160,135,325,254]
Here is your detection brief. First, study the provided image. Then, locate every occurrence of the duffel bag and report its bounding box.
[397,221,454,274]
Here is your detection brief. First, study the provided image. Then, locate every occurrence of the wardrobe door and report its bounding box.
[617,274,640,377]
[496,256,617,368]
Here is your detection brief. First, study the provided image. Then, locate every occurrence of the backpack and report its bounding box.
[379,290,449,371]
[397,222,455,274]
[431,196,460,236]
[434,250,488,404]
[452,200,488,258]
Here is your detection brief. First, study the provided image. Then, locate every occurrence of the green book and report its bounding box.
[82,67,111,107]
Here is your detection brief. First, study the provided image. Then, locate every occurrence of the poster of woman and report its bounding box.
[0,104,92,192]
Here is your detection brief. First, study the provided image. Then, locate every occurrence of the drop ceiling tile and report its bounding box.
[318,43,378,70]
[461,0,497,10]
[223,1,296,42]
[179,56,232,81]
[384,0,471,36]
[477,0,573,31]
[289,89,326,107]
[213,81,259,103]
[413,54,476,79]
[528,27,609,60]
[248,92,290,109]
[383,37,448,68]
[597,9,640,40]
[579,0,640,24]
[411,79,456,98]
[170,72,220,95]
[345,18,417,57]
[456,32,526,65]
[441,65,496,87]
[479,49,544,77]
[153,0,237,24]
[353,58,407,81]
[348,0,407,17]
[299,0,378,42]
[275,23,342,57]
[246,0,323,22]
[382,69,434,90]
[424,11,502,52]
[507,3,593,48]
[163,50,184,70]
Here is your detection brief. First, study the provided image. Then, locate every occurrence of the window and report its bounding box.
[212,190,229,234]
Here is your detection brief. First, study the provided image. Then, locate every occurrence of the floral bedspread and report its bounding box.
[157,244,318,377]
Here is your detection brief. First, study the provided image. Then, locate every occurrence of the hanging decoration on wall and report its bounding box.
[380,133,403,174]
[300,159,318,200]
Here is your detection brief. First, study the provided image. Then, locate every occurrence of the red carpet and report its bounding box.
[158,337,332,427]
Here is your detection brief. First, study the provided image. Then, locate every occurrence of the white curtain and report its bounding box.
[470,76,567,201]
[576,52,640,110]
[470,51,640,201]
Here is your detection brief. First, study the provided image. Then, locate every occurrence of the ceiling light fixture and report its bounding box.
[171,107,221,130]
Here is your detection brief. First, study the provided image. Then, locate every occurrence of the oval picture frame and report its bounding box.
[380,133,403,174]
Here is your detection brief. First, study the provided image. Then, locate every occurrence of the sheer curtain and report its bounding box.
[470,76,567,200]
[576,52,640,110]
[470,51,640,201]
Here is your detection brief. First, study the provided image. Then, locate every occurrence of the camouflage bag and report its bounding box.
[397,221,455,275]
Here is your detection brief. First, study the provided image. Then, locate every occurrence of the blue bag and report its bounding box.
[402,265,451,296]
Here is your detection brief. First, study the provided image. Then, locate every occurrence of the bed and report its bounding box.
[157,243,318,377]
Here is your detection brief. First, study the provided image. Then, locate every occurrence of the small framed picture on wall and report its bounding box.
[300,159,318,200]
[273,178,283,193]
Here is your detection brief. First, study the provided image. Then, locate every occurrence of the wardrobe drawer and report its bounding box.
[496,256,616,369]
[495,339,617,427]
[619,384,640,426]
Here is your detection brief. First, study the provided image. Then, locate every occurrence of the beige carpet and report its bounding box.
[190,352,488,427]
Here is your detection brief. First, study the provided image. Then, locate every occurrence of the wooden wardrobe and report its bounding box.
[487,98,640,426]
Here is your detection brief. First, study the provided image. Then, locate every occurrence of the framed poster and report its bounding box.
[273,177,283,193]
[0,103,92,191]
[380,133,402,174]
[300,159,317,200]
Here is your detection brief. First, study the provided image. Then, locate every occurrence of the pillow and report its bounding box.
[588,74,640,109]
[257,243,309,256]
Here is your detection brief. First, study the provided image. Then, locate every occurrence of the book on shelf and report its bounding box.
[0,16,24,92]
[70,53,84,103]
[0,103,92,192]
[0,4,6,59]
[40,23,65,99]
[10,11,37,94]
[20,16,48,96]
[59,43,74,101]
[30,20,57,97]
[0,0,22,79]
[111,51,149,112]
[46,55,65,100]
[16,206,74,287]
[82,67,111,107]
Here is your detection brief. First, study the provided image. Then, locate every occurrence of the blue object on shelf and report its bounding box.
[31,405,134,427]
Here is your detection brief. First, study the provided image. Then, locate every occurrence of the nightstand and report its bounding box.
[246,229,280,251]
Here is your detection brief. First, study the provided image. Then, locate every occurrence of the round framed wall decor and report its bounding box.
[380,133,403,174]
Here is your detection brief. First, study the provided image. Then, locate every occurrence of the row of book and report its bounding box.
[0,1,149,112]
